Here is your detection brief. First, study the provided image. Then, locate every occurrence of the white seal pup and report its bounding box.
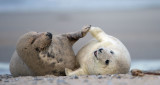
[65,27,131,76]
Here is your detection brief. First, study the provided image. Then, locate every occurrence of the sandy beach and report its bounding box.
[0,73,160,85]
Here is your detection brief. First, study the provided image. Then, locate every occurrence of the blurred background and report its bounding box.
[0,0,160,74]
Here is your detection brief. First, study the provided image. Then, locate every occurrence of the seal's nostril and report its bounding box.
[105,60,110,65]
[46,32,52,39]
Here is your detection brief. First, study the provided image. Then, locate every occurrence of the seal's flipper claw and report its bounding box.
[81,25,91,37]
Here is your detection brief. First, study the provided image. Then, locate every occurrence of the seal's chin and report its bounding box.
[36,43,52,52]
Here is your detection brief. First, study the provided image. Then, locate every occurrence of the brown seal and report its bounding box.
[10,25,90,77]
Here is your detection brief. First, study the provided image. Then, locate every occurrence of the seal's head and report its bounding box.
[16,32,52,59]
[91,47,130,75]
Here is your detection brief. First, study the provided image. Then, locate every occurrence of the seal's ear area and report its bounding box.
[65,68,73,76]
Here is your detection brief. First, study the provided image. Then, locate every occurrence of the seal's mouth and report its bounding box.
[94,48,103,59]
[94,50,98,59]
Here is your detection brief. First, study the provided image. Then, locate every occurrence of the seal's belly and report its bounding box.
[46,36,76,75]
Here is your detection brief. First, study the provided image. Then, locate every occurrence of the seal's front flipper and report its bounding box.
[67,25,91,45]
[89,27,106,42]
[81,25,91,37]
[65,68,87,76]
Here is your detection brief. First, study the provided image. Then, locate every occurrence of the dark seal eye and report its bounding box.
[105,60,110,65]
[35,48,40,52]
[110,50,114,54]
[99,48,103,53]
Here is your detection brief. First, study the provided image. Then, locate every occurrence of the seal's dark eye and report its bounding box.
[105,60,110,65]
[30,38,36,45]
[35,48,40,52]
[99,48,103,53]
[110,50,114,54]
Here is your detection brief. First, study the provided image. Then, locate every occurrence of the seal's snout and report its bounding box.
[46,32,52,39]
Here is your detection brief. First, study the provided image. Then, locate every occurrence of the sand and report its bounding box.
[0,73,160,85]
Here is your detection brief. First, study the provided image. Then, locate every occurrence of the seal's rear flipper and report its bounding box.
[66,25,91,45]
[65,68,73,76]
[65,68,87,76]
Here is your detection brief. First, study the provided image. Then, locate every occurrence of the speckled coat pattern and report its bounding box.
[10,26,90,76]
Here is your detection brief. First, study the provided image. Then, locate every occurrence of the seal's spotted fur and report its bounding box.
[10,25,90,76]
